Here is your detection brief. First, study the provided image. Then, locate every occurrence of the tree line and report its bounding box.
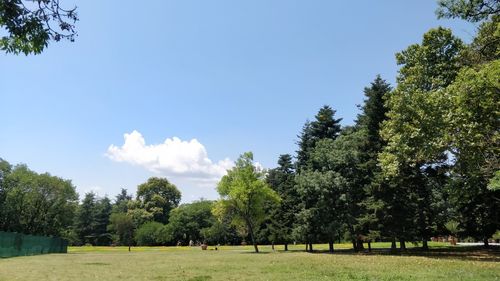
[241,1,499,252]
[0,164,242,247]
[264,1,499,252]
[0,0,498,252]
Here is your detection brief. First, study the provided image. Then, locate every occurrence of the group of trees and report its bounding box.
[214,0,499,253]
[0,160,244,247]
[0,159,78,237]
[0,0,498,253]
[66,177,243,247]
[250,0,499,253]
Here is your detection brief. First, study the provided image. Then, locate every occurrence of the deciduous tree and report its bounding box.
[380,27,464,249]
[0,0,78,54]
[436,0,499,22]
[213,152,279,253]
[442,60,500,246]
[136,177,181,224]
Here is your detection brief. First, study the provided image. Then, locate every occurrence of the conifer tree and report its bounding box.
[74,192,97,245]
[354,76,391,250]
[294,105,343,251]
[266,154,298,251]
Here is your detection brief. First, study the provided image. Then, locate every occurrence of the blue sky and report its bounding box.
[0,0,475,202]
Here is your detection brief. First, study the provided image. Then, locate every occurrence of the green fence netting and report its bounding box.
[0,231,67,258]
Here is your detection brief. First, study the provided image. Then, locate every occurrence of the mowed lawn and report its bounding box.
[0,243,499,281]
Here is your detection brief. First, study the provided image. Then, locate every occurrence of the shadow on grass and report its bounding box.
[83,262,110,266]
[239,251,272,255]
[281,245,500,262]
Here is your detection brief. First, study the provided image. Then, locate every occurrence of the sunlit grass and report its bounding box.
[0,243,498,281]
[68,241,452,253]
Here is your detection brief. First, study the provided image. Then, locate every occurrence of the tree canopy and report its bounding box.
[213,152,279,252]
[0,0,78,55]
[436,0,499,22]
[136,177,181,224]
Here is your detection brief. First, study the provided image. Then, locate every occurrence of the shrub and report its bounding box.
[492,230,500,241]
[135,222,164,246]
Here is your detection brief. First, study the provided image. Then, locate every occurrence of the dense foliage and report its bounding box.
[0,0,498,250]
[0,0,78,55]
[213,152,280,252]
[0,159,78,237]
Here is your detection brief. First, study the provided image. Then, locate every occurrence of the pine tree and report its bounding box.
[296,121,313,170]
[355,76,391,251]
[266,154,298,251]
[113,188,132,213]
[356,75,391,152]
[294,105,343,251]
[310,105,342,141]
[296,105,342,171]
[94,197,112,245]
[74,192,97,245]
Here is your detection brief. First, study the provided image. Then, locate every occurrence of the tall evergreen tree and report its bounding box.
[73,193,113,245]
[294,105,343,251]
[74,192,97,245]
[296,105,342,171]
[354,76,391,250]
[94,197,112,245]
[265,154,298,250]
[296,121,313,170]
[356,75,391,151]
[113,188,132,213]
[310,105,342,141]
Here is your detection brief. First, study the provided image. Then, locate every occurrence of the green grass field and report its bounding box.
[0,243,498,281]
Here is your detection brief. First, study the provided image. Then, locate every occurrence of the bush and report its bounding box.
[157,224,173,245]
[60,229,80,246]
[200,221,241,245]
[445,221,461,236]
[492,230,500,241]
[135,222,164,246]
[164,200,215,245]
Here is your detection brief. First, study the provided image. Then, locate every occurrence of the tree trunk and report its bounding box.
[422,239,428,250]
[305,243,308,252]
[356,239,365,251]
[368,241,372,252]
[284,243,288,251]
[309,243,313,252]
[246,220,259,253]
[271,242,275,251]
[328,241,334,253]
[128,245,131,252]
[391,238,397,253]
[484,238,489,248]
[253,243,259,253]
[400,239,406,250]
[352,239,357,251]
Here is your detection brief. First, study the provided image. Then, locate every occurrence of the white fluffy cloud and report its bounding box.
[106,131,233,183]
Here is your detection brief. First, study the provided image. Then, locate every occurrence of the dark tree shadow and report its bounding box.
[281,245,500,262]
